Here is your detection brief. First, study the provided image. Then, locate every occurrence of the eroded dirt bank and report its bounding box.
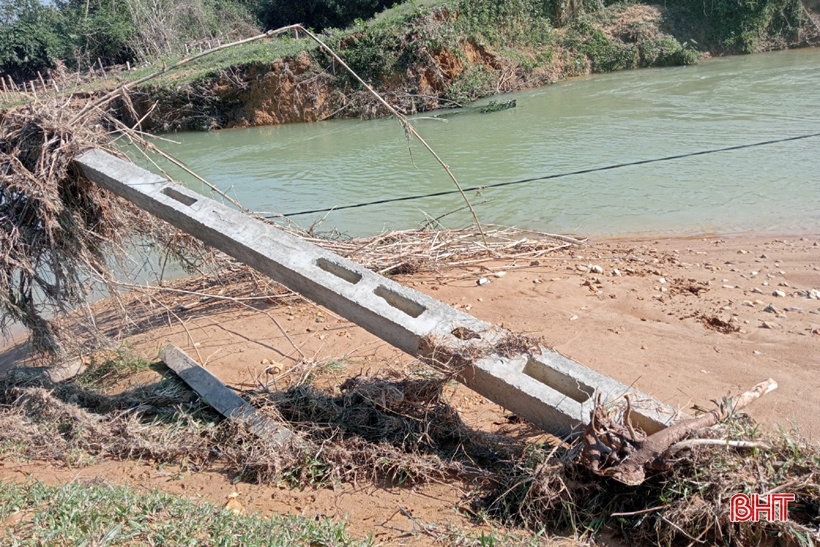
[128,2,820,131]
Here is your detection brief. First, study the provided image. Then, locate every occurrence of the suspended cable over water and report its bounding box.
[271,131,820,218]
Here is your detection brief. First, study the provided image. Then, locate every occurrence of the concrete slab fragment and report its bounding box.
[160,344,293,448]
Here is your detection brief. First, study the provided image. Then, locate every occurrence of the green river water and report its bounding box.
[145,48,820,238]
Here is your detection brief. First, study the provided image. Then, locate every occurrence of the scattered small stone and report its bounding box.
[753,350,762,355]
[722,306,732,311]
[658,277,667,284]
[761,321,778,329]
[778,282,789,287]
[750,271,759,276]
[641,345,648,350]
[808,289,820,300]
[752,287,763,294]
[722,285,735,289]
[784,307,803,313]
[742,300,754,307]
[477,298,484,302]
[589,265,604,274]
[760,254,768,259]
[738,249,748,254]
[753,299,764,306]
[612,268,622,277]
[779,270,786,275]
[763,304,778,313]
[477,277,490,286]
[762,281,769,286]
[569,315,579,321]
[773,290,786,297]
[316,316,325,323]
[261,358,270,365]
[813,328,820,335]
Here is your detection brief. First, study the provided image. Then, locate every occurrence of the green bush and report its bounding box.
[638,36,698,67]
[0,0,68,81]
[253,0,400,31]
[59,0,136,67]
[445,63,495,103]
[580,28,637,72]
[673,0,803,53]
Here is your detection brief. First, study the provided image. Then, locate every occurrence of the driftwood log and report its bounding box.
[581,379,778,485]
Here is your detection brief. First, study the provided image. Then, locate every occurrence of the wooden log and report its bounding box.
[37,71,47,91]
[160,344,294,448]
[29,81,37,100]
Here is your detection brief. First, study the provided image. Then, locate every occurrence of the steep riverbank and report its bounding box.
[125,0,820,131]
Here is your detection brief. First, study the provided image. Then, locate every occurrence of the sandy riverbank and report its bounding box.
[1,232,818,544]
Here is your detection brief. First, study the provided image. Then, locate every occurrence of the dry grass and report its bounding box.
[484,414,820,546]
[0,352,818,546]
[0,98,206,356]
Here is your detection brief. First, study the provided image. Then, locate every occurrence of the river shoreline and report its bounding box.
[3,231,818,430]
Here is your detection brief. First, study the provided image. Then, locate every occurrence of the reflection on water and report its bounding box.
[138,48,820,237]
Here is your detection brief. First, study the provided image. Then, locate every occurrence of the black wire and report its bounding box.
[271,131,820,218]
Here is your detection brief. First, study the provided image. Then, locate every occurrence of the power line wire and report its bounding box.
[271,131,820,218]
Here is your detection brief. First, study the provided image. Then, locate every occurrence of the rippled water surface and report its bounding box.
[146,48,820,237]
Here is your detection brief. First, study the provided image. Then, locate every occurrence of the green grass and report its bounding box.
[75,350,153,392]
[0,479,370,546]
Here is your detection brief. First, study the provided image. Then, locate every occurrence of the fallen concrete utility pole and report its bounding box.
[77,149,683,436]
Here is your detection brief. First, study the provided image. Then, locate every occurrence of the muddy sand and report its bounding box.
[1,233,818,544]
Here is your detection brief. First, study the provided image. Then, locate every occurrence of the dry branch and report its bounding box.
[581,378,778,485]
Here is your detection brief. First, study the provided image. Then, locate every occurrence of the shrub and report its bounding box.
[0,0,68,81]
[253,0,400,32]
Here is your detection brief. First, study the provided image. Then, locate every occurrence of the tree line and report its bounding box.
[0,0,396,81]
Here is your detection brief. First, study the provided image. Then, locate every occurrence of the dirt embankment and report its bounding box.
[127,3,820,132]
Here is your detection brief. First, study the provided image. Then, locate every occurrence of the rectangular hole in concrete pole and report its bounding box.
[161,187,198,207]
[522,358,594,404]
[315,258,362,285]
[374,286,426,318]
[623,406,665,435]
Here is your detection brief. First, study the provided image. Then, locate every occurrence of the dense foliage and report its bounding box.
[0,0,258,80]
[250,0,398,32]
[0,0,68,81]
[0,0,809,88]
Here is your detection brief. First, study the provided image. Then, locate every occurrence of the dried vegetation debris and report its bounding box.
[0,353,818,545]
[0,100,203,355]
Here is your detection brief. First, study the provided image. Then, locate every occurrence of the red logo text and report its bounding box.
[730,493,794,522]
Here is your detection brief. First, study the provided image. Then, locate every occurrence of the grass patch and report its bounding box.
[75,350,153,392]
[0,479,369,546]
